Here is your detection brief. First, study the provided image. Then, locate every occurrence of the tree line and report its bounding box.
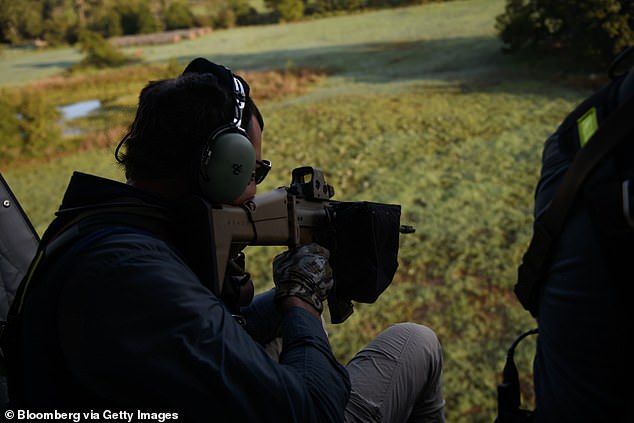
[1,0,631,68]
[0,0,441,47]
[0,0,208,46]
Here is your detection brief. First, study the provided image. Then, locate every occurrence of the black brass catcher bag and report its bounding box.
[286,166,407,323]
[330,201,401,304]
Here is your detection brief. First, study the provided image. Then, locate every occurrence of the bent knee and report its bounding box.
[391,322,442,355]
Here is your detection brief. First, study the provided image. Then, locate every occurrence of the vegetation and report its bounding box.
[496,0,633,68]
[1,0,632,50]
[164,1,199,30]
[0,0,454,45]
[75,30,138,68]
[0,0,610,420]
[0,61,324,165]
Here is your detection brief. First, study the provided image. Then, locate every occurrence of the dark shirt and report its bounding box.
[532,84,632,422]
[16,172,350,422]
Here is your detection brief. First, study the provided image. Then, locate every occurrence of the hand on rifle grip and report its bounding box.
[272,243,334,313]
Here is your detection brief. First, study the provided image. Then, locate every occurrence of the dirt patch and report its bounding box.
[237,67,329,103]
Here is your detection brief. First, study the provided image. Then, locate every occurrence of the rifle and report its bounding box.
[204,166,414,323]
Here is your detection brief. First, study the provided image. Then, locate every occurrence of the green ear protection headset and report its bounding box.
[196,64,256,204]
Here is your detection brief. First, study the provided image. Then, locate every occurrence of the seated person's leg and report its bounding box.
[345,323,445,423]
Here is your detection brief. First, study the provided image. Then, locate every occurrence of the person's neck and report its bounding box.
[127,177,192,201]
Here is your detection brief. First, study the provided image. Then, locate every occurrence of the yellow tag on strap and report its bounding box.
[577,106,599,147]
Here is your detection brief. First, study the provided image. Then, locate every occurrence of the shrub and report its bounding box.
[0,89,62,163]
[496,0,634,68]
[76,30,136,69]
[0,97,23,162]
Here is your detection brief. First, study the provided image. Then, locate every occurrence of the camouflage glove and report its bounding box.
[272,243,334,313]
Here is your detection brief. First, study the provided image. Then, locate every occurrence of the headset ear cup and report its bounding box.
[199,131,256,203]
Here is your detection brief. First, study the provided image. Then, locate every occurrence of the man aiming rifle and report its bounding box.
[1,58,444,422]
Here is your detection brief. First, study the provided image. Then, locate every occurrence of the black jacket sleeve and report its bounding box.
[53,231,350,422]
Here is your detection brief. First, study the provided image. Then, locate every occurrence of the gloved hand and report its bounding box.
[273,243,334,313]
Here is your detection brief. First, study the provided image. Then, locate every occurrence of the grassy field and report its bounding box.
[1,0,597,420]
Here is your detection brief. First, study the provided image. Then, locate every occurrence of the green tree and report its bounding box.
[41,0,80,44]
[13,1,45,42]
[114,0,161,34]
[214,7,237,28]
[228,0,259,25]
[164,0,196,30]
[496,0,634,66]
[266,0,304,21]
[90,4,124,37]
[0,0,18,43]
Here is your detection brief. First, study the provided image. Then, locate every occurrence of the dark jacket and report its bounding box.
[12,172,350,422]
[532,74,633,422]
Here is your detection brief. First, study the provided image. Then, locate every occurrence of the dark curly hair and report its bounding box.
[116,67,263,184]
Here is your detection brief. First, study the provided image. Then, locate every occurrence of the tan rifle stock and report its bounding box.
[211,186,332,286]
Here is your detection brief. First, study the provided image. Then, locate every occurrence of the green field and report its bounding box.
[1,0,597,420]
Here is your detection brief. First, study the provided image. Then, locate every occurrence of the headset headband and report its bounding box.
[182,58,248,133]
[231,76,246,128]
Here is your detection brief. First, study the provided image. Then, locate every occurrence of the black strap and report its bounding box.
[515,87,634,316]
